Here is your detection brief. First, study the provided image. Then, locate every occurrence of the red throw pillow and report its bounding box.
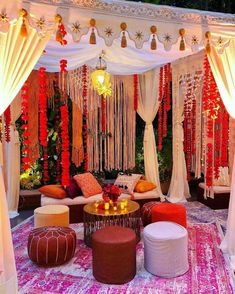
[73,173,102,197]
[38,185,67,199]
[65,178,82,199]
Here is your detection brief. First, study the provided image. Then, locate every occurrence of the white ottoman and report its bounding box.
[143,221,189,278]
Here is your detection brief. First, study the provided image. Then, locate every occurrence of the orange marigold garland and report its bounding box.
[82,64,88,172]
[133,74,138,111]
[39,67,49,182]
[4,105,11,142]
[60,104,70,186]
[21,82,30,170]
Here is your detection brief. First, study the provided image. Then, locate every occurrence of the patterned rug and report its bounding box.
[13,216,233,294]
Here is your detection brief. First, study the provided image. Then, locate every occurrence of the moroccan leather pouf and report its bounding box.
[141,201,159,226]
[92,226,136,284]
[151,203,187,228]
[28,226,76,266]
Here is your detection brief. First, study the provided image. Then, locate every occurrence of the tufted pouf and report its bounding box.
[151,202,187,228]
[92,226,136,284]
[28,226,76,266]
[144,221,189,278]
[141,201,159,226]
[34,205,69,228]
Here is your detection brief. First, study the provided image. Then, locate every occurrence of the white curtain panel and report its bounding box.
[137,68,163,197]
[4,126,20,219]
[168,51,204,203]
[0,19,51,293]
[208,42,235,268]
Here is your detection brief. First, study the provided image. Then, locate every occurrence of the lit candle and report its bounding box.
[113,205,117,211]
[104,202,109,210]
[120,202,125,210]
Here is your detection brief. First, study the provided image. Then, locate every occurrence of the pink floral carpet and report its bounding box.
[13,218,233,294]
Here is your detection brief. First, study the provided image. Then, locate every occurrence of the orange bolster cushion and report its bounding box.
[134,180,156,193]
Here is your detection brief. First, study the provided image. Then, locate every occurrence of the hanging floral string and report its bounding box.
[221,107,229,167]
[82,64,88,172]
[38,67,49,182]
[133,74,138,111]
[0,116,2,142]
[4,105,11,142]
[60,104,70,186]
[21,82,31,170]
[157,64,171,151]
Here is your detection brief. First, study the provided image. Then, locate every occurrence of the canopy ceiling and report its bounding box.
[1,0,235,74]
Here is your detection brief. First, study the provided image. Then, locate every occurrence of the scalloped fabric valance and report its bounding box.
[1,0,235,73]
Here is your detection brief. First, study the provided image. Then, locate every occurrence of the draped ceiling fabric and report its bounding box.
[138,68,163,197]
[0,6,52,293]
[208,42,235,269]
[168,51,204,203]
[0,0,232,74]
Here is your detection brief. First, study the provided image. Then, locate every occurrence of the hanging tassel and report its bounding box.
[150,25,157,50]
[19,9,28,37]
[205,31,211,54]
[120,22,127,48]
[179,28,186,51]
[89,19,96,45]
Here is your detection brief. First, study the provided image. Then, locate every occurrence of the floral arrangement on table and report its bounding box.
[103,184,121,203]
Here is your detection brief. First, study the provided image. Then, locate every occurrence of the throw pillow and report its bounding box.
[134,180,156,193]
[73,172,103,197]
[38,185,67,199]
[65,178,83,199]
[114,173,142,194]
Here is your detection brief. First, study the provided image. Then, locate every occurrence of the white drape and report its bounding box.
[168,52,204,203]
[4,126,20,219]
[0,19,51,293]
[137,68,163,197]
[208,42,235,268]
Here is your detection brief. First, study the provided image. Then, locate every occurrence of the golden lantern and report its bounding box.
[91,55,112,98]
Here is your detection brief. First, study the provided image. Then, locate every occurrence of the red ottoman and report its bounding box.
[92,226,136,284]
[28,226,76,266]
[141,201,159,226]
[152,203,187,228]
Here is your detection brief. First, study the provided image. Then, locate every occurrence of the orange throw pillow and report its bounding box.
[73,172,102,197]
[38,185,67,199]
[134,180,156,193]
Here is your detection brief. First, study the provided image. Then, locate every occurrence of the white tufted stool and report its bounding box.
[143,221,189,278]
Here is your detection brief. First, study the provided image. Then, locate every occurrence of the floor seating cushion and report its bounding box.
[143,221,189,278]
[34,205,69,228]
[28,226,76,266]
[92,226,136,284]
[152,202,187,228]
[141,201,159,226]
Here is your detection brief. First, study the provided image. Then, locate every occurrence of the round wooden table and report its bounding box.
[83,200,141,247]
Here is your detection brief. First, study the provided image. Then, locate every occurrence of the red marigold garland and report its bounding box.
[158,64,171,151]
[54,74,61,183]
[82,64,88,172]
[38,67,49,182]
[133,74,138,111]
[60,104,70,186]
[4,105,11,142]
[221,108,229,167]
[21,82,30,170]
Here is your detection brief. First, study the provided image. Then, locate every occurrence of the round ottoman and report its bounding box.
[151,203,187,228]
[34,205,69,228]
[28,226,76,266]
[141,201,159,226]
[144,221,189,278]
[92,226,136,284]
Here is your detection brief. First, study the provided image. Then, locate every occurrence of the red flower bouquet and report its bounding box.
[102,184,121,203]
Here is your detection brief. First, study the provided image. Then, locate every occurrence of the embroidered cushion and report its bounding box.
[65,178,82,199]
[134,180,156,193]
[114,173,142,194]
[73,172,102,197]
[38,185,67,199]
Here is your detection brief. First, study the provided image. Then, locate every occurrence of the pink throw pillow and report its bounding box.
[73,172,102,197]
